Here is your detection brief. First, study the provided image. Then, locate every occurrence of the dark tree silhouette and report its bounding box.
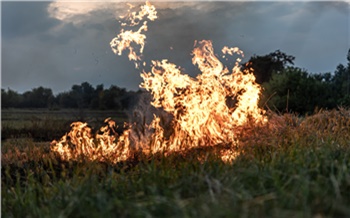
[243,50,295,84]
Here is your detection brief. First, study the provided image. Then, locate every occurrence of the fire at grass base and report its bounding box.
[2,3,350,216]
[3,108,350,167]
[50,1,267,163]
[48,1,349,165]
[2,108,350,218]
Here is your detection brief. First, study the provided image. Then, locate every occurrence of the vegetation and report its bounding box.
[246,49,350,114]
[2,109,350,217]
[1,109,128,141]
[1,82,142,111]
[243,49,295,84]
[2,49,350,217]
[3,49,350,115]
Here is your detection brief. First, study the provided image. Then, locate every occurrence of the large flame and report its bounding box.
[51,1,266,163]
[140,40,266,151]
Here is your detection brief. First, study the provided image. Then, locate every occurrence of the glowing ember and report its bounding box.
[51,1,266,163]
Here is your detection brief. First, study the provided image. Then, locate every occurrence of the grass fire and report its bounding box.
[2,2,350,217]
[51,1,266,163]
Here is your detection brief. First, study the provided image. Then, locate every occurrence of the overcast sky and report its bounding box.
[2,1,349,94]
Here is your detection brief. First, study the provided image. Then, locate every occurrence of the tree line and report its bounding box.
[2,49,350,114]
[1,82,142,111]
[244,49,350,114]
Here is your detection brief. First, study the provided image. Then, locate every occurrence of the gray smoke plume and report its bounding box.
[126,91,173,150]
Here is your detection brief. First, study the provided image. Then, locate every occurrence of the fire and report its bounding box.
[140,39,266,151]
[51,118,132,163]
[51,1,266,163]
[110,1,157,68]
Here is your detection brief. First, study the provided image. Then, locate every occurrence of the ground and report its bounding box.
[2,108,350,217]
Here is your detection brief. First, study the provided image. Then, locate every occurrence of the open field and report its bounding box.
[1,109,128,141]
[2,109,350,217]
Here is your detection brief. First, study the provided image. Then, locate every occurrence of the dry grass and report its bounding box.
[2,108,350,217]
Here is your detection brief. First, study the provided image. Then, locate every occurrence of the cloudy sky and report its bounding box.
[2,1,349,94]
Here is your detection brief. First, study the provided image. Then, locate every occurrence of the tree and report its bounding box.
[243,50,295,84]
[20,87,54,108]
[60,82,96,109]
[100,85,127,110]
[1,88,22,108]
[331,49,350,107]
[90,84,104,109]
[261,67,333,114]
[57,92,77,108]
[81,82,95,108]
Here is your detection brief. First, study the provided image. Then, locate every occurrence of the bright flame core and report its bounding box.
[140,39,266,150]
[51,118,131,163]
[51,1,266,163]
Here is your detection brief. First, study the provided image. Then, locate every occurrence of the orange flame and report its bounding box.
[51,1,266,164]
[140,40,266,150]
[51,118,132,163]
[110,1,157,68]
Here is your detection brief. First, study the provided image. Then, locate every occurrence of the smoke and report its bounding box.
[126,91,174,150]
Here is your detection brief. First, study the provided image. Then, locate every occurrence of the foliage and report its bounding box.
[333,58,350,106]
[2,82,141,111]
[260,49,350,114]
[243,50,295,84]
[261,67,337,114]
[2,109,350,217]
[2,49,350,115]
[1,88,23,108]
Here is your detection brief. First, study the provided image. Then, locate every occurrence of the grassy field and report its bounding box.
[1,109,128,141]
[2,108,350,217]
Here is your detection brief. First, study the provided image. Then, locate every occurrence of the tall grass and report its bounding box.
[2,109,350,217]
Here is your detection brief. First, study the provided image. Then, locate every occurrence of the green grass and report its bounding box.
[2,109,350,217]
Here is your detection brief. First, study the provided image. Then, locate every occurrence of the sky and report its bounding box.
[2,1,350,94]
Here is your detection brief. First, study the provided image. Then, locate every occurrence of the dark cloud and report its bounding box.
[140,2,252,75]
[1,2,59,39]
[1,2,349,94]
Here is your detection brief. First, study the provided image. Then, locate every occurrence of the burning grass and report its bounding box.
[3,2,350,217]
[51,1,267,163]
[2,109,350,217]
